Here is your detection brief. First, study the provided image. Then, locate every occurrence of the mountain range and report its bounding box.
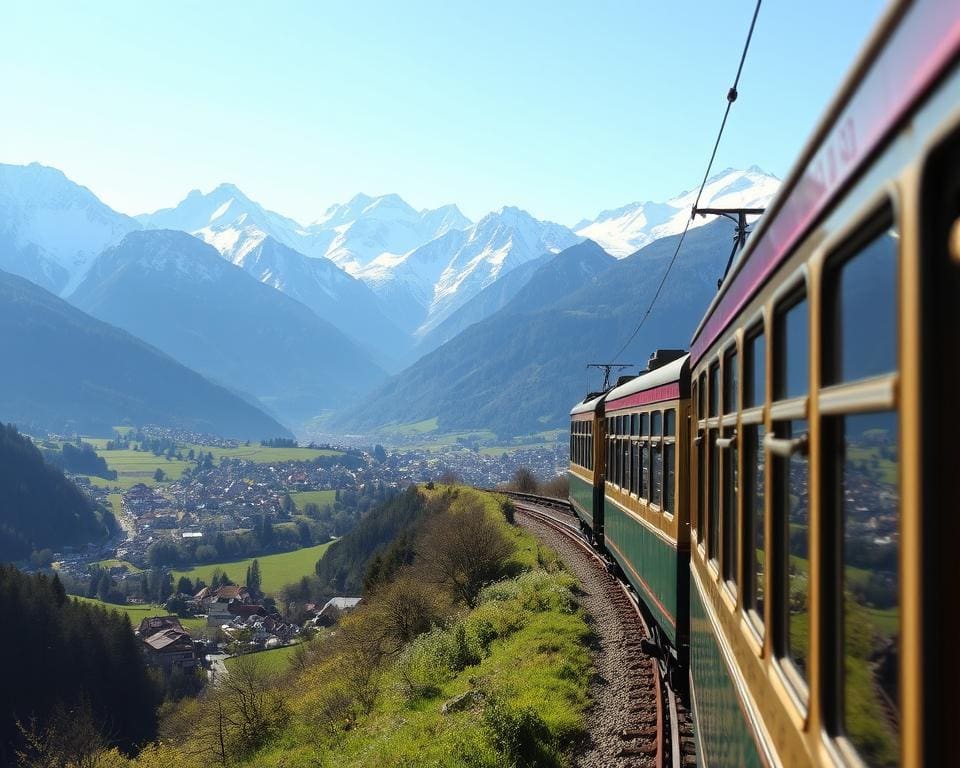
[332,220,739,437]
[69,230,386,426]
[0,160,780,437]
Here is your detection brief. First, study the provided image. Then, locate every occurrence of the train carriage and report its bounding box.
[686,1,960,766]
[601,351,691,672]
[568,394,605,546]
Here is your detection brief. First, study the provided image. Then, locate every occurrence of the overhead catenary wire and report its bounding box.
[609,0,762,366]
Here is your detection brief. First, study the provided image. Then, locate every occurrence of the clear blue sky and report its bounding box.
[1,1,886,226]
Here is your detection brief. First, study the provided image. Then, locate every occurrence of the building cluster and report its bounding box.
[194,584,302,650]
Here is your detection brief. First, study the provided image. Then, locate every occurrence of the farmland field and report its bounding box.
[290,490,337,510]
[172,541,334,595]
[76,442,344,490]
[224,643,301,675]
[71,595,206,632]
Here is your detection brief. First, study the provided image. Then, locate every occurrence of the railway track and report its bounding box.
[501,491,690,767]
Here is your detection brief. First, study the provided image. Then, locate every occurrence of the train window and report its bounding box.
[640,437,649,500]
[698,372,707,419]
[707,428,719,560]
[775,292,809,400]
[652,442,663,508]
[709,363,720,417]
[622,436,631,491]
[721,426,738,586]
[663,408,676,514]
[723,347,738,414]
[651,410,662,436]
[775,418,809,685]
[745,325,765,408]
[743,423,765,630]
[631,439,640,495]
[836,411,900,766]
[631,414,638,436]
[695,434,704,539]
[825,228,898,384]
[640,412,649,435]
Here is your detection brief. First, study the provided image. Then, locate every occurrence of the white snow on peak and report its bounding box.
[0,162,141,294]
[576,167,780,258]
[357,205,582,335]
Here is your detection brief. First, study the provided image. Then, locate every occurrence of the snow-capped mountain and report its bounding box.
[310,193,471,274]
[138,186,471,275]
[576,166,780,258]
[234,236,412,370]
[358,206,583,337]
[137,183,311,261]
[0,163,140,294]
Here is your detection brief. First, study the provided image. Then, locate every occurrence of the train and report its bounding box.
[568,2,960,765]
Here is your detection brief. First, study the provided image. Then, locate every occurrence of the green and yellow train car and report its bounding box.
[601,351,691,672]
[568,393,605,547]
[686,1,960,765]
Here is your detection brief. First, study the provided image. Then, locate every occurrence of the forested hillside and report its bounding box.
[0,566,158,765]
[0,423,111,561]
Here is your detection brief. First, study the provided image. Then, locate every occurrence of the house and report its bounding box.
[311,596,362,627]
[136,615,196,673]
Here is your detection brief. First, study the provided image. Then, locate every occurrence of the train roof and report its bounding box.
[690,0,960,365]
[604,353,690,411]
[570,392,605,417]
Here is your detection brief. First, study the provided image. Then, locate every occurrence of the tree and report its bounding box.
[510,466,538,493]
[418,495,515,607]
[373,444,387,463]
[153,468,166,482]
[245,560,262,596]
[176,576,194,596]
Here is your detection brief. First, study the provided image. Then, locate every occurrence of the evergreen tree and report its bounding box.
[246,559,262,595]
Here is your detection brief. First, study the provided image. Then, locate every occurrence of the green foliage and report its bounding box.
[482,697,561,768]
[0,422,107,560]
[0,565,158,764]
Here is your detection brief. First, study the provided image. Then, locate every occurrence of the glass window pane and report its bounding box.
[708,430,719,559]
[699,373,707,418]
[744,424,766,627]
[652,443,663,508]
[665,409,676,436]
[841,411,899,766]
[776,294,809,400]
[631,414,638,436]
[664,443,675,514]
[722,427,739,584]
[724,349,739,413]
[622,438,630,490]
[640,412,649,435]
[631,442,640,494]
[745,328,765,408]
[696,437,705,537]
[640,442,649,500]
[781,419,809,681]
[651,411,662,436]
[829,229,898,384]
[710,363,720,416]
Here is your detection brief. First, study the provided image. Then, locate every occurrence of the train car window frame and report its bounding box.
[768,271,811,704]
[651,408,663,511]
[816,201,902,767]
[720,340,740,598]
[663,407,677,517]
[706,357,722,568]
[741,312,768,642]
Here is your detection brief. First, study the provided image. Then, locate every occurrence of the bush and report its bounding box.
[397,622,483,701]
[482,697,560,768]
